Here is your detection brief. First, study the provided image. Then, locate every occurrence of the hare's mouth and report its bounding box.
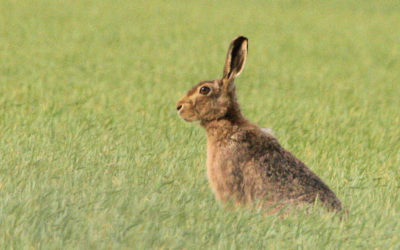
[178,111,197,122]
[182,117,193,122]
[179,114,195,122]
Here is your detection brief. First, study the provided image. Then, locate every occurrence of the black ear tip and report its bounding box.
[233,36,249,43]
[232,36,248,47]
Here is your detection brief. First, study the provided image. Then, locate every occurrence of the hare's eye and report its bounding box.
[199,86,211,95]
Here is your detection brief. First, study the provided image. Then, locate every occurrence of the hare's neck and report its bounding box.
[201,103,248,140]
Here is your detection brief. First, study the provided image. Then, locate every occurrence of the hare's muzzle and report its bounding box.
[176,99,198,122]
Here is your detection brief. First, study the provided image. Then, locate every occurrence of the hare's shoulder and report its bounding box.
[228,129,319,183]
[229,127,280,149]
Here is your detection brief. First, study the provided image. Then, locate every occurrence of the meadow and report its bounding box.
[1,0,399,248]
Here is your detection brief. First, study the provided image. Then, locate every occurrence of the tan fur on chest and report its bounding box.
[206,135,247,204]
[206,136,228,201]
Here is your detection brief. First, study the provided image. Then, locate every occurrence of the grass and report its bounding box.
[0,0,399,248]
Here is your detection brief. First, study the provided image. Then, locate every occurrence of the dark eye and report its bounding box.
[199,86,211,95]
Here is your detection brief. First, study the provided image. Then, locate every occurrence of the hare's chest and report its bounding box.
[206,140,241,201]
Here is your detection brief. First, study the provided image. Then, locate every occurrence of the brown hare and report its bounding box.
[176,36,342,213]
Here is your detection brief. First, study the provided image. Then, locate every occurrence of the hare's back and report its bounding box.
[259,148,342,210]
[234,130,342,210]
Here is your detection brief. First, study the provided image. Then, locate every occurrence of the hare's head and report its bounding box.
[176,36,248,122]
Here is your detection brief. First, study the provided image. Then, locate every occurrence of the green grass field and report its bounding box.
[1,0,400,248]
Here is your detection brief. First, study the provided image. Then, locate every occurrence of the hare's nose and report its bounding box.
[176,104,182,111]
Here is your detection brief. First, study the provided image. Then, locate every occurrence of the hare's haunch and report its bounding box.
[176,36,342,212]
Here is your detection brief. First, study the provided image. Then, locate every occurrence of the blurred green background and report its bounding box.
[0,0,399,248]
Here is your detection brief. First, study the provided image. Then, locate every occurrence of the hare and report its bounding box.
[176,36,342,212]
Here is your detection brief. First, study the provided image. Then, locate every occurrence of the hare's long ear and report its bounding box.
[223,36,248,80]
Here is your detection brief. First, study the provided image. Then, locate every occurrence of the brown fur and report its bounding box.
[177,36,342,212]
